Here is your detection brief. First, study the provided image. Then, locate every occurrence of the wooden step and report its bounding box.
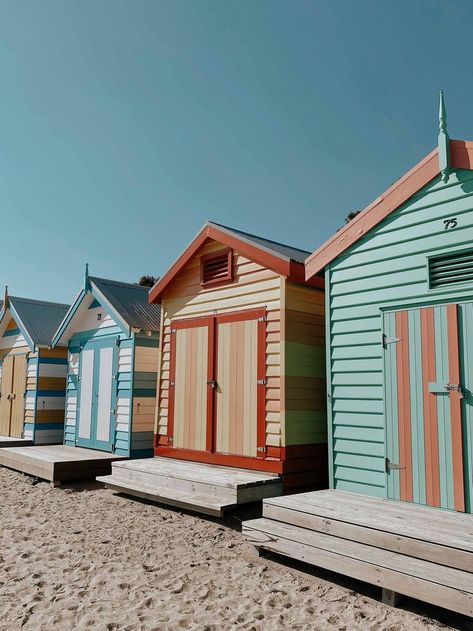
[262,491,473,572]
[0,436,33,448]
[0,445,124,482]
[97,474,234,517]
[243,517,473,617]
[100,457,283,515]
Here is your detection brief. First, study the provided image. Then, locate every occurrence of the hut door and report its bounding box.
[10,354,27,438]
[0,355,15,436]
[214,314,260,458]
[77,341,116,452]
[0,355,26,438]
[169,318,213,451]
[384,304,467,512]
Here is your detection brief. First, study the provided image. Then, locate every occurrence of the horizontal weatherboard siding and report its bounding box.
[328,168,473,499]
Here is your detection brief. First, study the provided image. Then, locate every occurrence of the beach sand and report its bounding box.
[0,467,470,631]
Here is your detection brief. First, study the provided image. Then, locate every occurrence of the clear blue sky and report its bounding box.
[1,0,472,303]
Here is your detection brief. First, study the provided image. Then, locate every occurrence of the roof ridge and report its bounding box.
[9,296,70,309]
[90,276,150,292]
[208,221,311,255]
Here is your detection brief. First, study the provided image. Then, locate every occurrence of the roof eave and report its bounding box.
[305,139,473,280]
[149,222,294,304]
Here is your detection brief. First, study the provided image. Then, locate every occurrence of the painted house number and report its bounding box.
[444,217,458,230]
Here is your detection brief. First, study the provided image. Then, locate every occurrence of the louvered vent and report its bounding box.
[201,249,233,286]
[429,250,473,288]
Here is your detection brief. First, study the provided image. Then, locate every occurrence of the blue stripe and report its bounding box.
[115,431,130,442]
[133,388,156,397]
[69,327,126,344]
[36,390,66,397]
[28,357,38,365]
[39,357,67,365]
[135,336,159,348]
[3,328,20,337]
[114,447,130,456]
[24,423,34,432]
[35,422,64,430]
[130,448,154,458]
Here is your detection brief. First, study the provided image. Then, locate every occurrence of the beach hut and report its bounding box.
[243,94,473,615]
[99,221,327,515]
[0,272,161,485]
[51,269,161,458]
[0,291,69,447]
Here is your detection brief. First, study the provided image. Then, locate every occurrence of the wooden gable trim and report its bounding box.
[149,223,312,303]
[305,139,473,280]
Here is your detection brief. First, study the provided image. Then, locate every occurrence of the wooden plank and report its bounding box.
[263,502,473,572]
[265,492,473,553]
[243,518,473,617]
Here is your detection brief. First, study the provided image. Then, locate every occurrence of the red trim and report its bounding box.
[149,224,292,303]
[450,139,473,170]
[446,303,465,513]
[155,446,283,473]
[215,307,266,324]
[421,307,441,508]
[396,311,413,502]
[167,324,177,443]
[200,248,233,288]
[306,138,473,280]
[206,317,216,451]
[257,311,267,458]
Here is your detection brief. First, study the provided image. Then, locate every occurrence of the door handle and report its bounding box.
[207,379,217,389]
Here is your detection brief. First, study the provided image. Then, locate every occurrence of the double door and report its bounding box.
[384,302,473,513]
[77,339,117,452]
[167,309,266,460]
[0,354,27,438]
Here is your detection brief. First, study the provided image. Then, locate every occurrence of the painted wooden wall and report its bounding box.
[327,168,473,499]
[0,317,67,443]
[157,239,283,452]
[63,296,158,457]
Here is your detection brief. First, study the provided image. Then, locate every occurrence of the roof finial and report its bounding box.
[84,263,89,290]
[3,285,8,310]
[438,90,450,183]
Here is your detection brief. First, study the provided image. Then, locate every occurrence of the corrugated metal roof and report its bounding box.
[209,221,311,264]
[90,277,161,331]
[9,296,70,346]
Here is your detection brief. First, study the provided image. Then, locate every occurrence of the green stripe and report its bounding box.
[384,311,399,500]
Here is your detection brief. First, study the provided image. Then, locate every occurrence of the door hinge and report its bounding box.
[168,436,173,445]
[385,457,406,472]
[382,334,401,346]
[258,316,267,322]
[257,378,267,385]
[257,446,266,453]
[171,329,176,334]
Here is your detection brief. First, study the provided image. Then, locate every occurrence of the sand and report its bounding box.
[0,467,470,631]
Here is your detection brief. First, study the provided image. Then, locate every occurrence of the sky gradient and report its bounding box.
[1,0,472,303]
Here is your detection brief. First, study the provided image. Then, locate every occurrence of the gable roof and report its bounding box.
[89,276,162,331]
[2,296,70,347]
[52,275,161,346]
[305,139,473,279]
[149,220,323,303]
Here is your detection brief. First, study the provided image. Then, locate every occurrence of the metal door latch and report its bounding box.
[446,383,464,398]
[382,334,401,346]
[257,379,267,385]
[385,457,406,472]
[207,379,217,389]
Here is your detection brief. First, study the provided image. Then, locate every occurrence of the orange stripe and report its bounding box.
[447,304,465,512]
[396,311,413,501]
[421,308,441,507]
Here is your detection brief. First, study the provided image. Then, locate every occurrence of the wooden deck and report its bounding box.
[0,445,125,483]
[0,435,33,448]
[242,490,473,617]
[98,456,283,517]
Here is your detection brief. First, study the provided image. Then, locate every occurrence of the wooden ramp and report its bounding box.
[97,456,283,517]
[0,435,33,448]
[0,445,125,483]
[242,490,473,617]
